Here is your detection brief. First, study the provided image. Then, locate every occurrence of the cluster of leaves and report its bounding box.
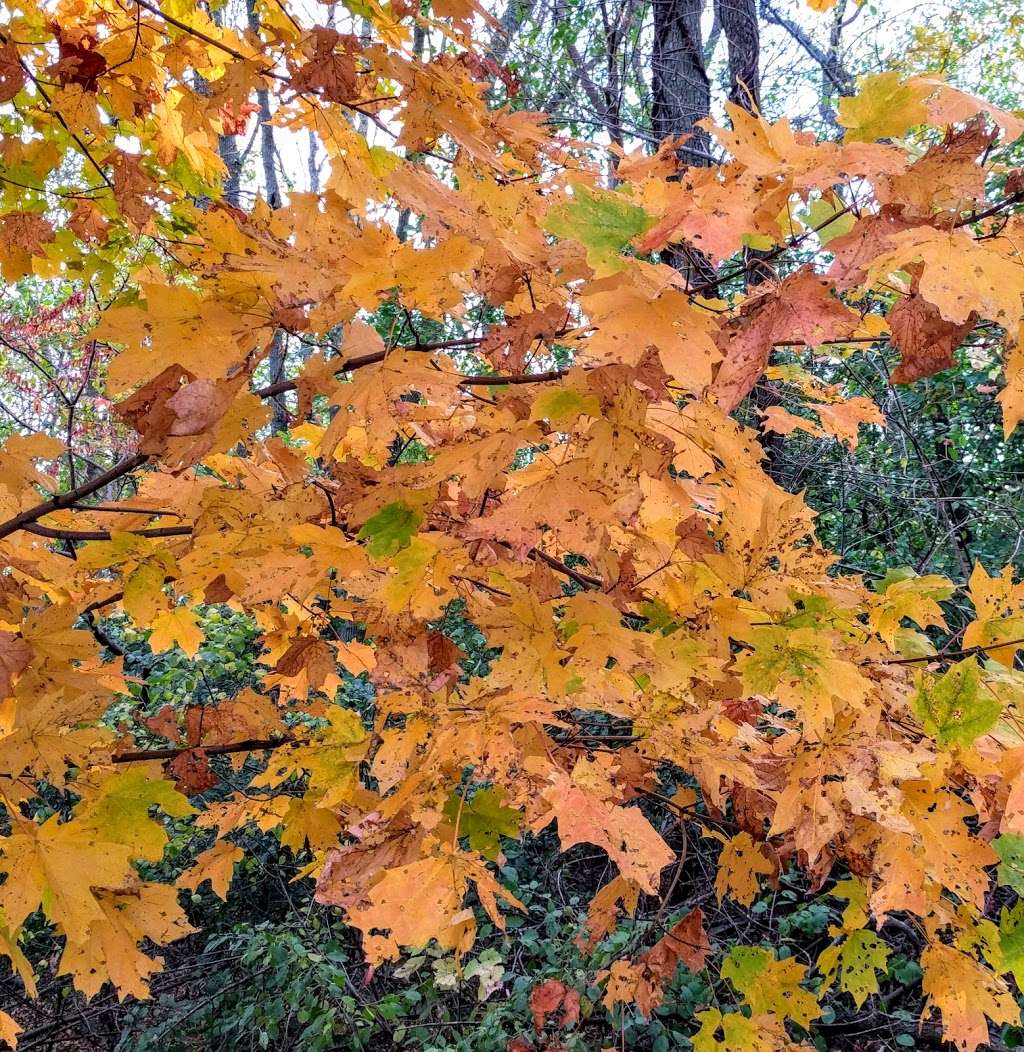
[5,1,1024,1050]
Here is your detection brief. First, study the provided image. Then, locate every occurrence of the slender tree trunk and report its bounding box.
[650,0,716,283]
[650,0,711,168]
[218,131,243,208]
[716,0,760,112]
[246,0,289,433]
[717,0,786,480]
[760,0,855,134]
[210,7,242,206]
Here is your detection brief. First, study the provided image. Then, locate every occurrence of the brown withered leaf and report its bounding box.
[1,211,55,255]
[598,909,710,1017]
[288,28,361,104]
[426,630,465,677]
[0,39,26,103]
[68,200,109,243]
[478,304,567,374]
[826,207,920,290]
[711,267,861,412]
[644,908,710,978]
[168,747,218,794]
[166,379,235,437]
[0,632,31,698]
[188,690,284,746]
[109,150,167,231]
[142,705,180,742]
[275,637,337,690]
[49,24,107,91]
[675,514,716,558]
[529,978,581,1033]
[115,364,195,452]
[877,117,994,218]
[889,290,978,384]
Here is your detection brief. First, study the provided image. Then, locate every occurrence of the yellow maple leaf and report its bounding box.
[713,831,774,906]
[838,72,931,142]
[148,606,204,658]
[922,943,1020,1052]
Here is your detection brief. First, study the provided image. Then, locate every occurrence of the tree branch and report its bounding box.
[24,522,191,541]
[0,453,151,542]
[113,736,295,764]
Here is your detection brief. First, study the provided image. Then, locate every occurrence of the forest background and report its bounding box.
[2,0,1024,1050]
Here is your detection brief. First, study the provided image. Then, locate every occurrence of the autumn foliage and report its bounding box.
[2,1,1024,1049]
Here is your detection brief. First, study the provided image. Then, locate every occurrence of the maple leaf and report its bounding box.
[148,606,204,658]
[339,847,524,964]
[544,183,653,274]
[868,569,953,646]
[922,78,1024,143]
[921,943,1020,1052]
[177,840,244,900]
[710,267,862,412]
[993,834,1024,893]
[600,907,712,1016]
[288,28,361,103]
[531,769,674,894]
[0,632,31,699]
[0,38,25,103]
[913,659,1001,748]
[253,704,368,811]
[58,882,194,1000]
[357,501,424,558]
[714,831,774,906]
[690,1007,795,1052]
[531,386,601,428]
[0,212,56,280]
[649,908,711,975]
[739,625,871,735]
[837,72,931,142]
[810,397,884,449]
[529,978,581,1032]
[443,786,521,861]
[803,196,855,244]
[889,290,977,385]
[0,818,135,944]
[818,929,890,1008]
[963,563,1024,666]
[94,284,258,395]
[721,946,821,1028]
[878,119,993,219]
[865,228,1024,346]
[73,770,195,863]
[0,433,63,497]
[576,875,640,952]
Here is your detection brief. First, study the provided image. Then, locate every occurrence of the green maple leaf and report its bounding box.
[913,658,1000,748]
[993,834,1024,893]
[531,387,600,427]
[444,787,522,861]
[721,946,821,1028]
[74,769,195,862]
[357,501,424,558]
[544,184,653,273]
[819,929,890,1008]
[803,198,856,246]
[1000,902,1024,987]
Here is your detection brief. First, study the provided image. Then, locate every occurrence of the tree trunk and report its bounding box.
[246,0,289,433]
[650,0,716,283]
[716,0,760,112]
[717,0,786,480]
[650,0,711,168]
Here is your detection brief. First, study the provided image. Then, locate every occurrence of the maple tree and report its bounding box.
[2,0,1024,1049]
